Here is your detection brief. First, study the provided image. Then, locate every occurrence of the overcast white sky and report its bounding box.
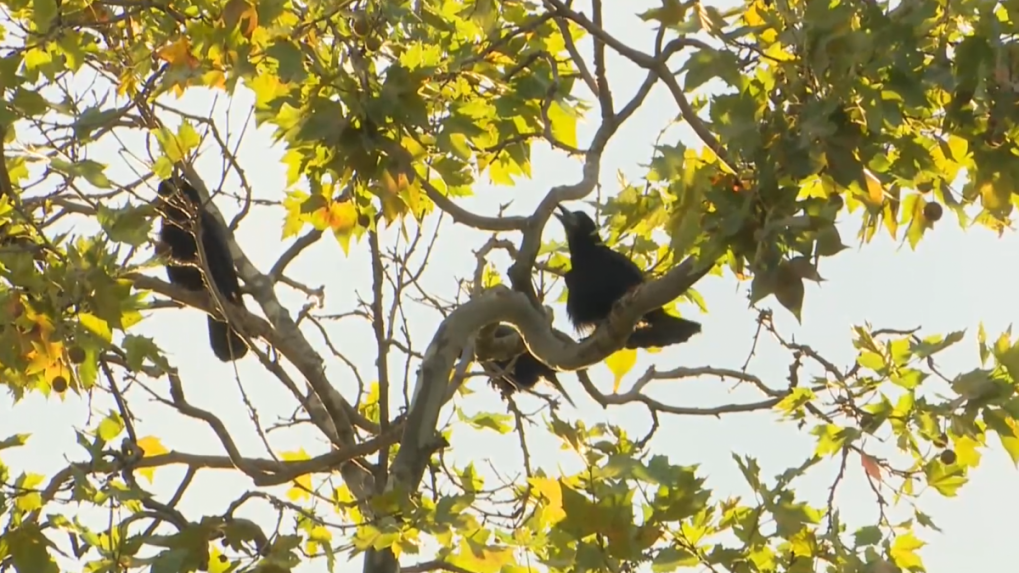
[2,1,1017,571]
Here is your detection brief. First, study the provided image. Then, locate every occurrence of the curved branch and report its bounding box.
[386,249,716,496]
[133,425,402,487]
[269,229,324,281]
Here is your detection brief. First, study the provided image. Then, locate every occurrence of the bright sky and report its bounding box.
[2,1,1016,572]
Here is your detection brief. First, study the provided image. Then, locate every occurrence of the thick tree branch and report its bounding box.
[385,249,716,505]
[165,168,377,505]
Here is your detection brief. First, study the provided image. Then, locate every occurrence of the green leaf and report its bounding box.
[48,158,112,188]
[977,323,990,366]
[31,0,58,34]
[924,458,967,497]
[775,387,816,416]
[73,106,123,141]
[399,42,444,71]
[853,525,882,546]
[950,369,996,401]
[559,485,600,540]
[458,410,513,434]
[982,409,1019,467]
[993,339,1019,383]
[12,87,49,116]
[856,351,886,372]
[771,498,821,537]
[910,331,965,358]
[265,40,308,84]
[914,509,942,533]
[97,203,153,246]
[811,424,859,457]
[682,47,743,91]
[651,546,699,572]
[773,262,805,321]
[77,159,113,189]
[816,224,848,257]
[890,368,927,390]
[122,335,166,372]
[902,193,928,249]
[8,523,59,573]
[0,433,31,450]
[638,0,691,26]
[150,549,188,573]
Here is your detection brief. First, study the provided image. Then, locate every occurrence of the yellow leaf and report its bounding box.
[481,264,501,289]
[333,485,363,523]
[136,436,169,483]
[152,126,185,163]
[178,121,201,153]
[157,37,199,69]
[890,533,925,570]
[604,348,637,392]
[864,171,884,206]
[281,189,309,238]
[952,434,982,468]
[359,381,380,423]
[281,449,312,501]
[97,411,124,442]
[947,134,969,164]
[15,473,45,512]
[117,71,138,97]
[547,101,578,149]
[763,41,794,62]
[326,201,357,234]
[207,544,232,573]
[120,309,144,329]
[744,1,764,26]
[202,70,227,91]
[529,477,565,525]
[979,179,1010,211]
[26,340,60,376]
[24,306,56,338]
[448,538,515,573]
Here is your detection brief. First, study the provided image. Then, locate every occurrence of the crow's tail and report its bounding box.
[543,371,577,408]
[626,309,701,350]
[490,352,576,407]
[207,315,249,362]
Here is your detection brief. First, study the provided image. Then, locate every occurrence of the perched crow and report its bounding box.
[156,178,249,362]
[554,205,701,349]
[485,325,575,407]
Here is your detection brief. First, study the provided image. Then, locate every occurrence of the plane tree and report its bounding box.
[0,0,1016,572]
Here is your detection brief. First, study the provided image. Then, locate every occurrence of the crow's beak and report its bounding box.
[554,205,575,229]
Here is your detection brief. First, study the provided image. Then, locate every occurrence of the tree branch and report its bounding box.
[385,249,716,502]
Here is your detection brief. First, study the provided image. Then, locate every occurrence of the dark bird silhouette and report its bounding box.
[156,178,249,362]
[554,205,701,349]
[485,325,575,407]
